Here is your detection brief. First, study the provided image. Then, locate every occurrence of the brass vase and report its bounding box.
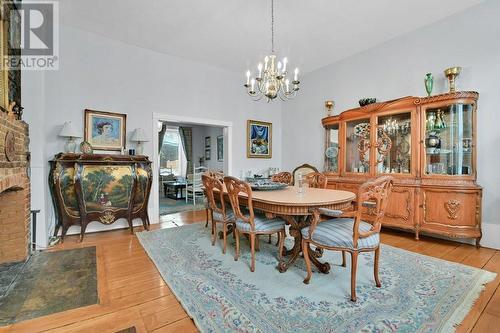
[325,100,334,117]
[444,67,462,93]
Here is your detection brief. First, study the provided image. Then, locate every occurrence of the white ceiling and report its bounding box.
[60,0,484,74]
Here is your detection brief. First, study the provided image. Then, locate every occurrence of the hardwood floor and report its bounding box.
[1,210,499,332]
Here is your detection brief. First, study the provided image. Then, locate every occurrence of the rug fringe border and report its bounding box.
[442,270,496,332]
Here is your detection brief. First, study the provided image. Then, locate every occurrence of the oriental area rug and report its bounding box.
[0,247,98,326]
[137,224,495,333]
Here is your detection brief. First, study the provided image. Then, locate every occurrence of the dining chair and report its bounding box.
[301,176,393,302]
[203,171,225,228]
[291,163,318,186]
[305,172,328,189]
[271,171,292,185]
[202,174,235,254]
[223,176,286,272]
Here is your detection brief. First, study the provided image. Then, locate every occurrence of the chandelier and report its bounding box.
[244,0,300,102]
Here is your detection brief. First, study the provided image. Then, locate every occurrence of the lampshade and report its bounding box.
[59,121,81,138]
[130,128,149,142]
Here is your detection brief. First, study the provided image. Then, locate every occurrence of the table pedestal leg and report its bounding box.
[277,216,331,273]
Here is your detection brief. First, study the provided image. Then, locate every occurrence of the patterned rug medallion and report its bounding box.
[0,247,98,326]
[137,224,495,333]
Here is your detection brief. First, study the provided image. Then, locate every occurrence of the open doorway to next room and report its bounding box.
[158,122,227,216]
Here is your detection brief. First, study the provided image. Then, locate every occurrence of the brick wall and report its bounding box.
[0,110,30,264]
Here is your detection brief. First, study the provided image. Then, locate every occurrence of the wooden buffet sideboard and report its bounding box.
[49,153,152,241]
[322,91,482,245]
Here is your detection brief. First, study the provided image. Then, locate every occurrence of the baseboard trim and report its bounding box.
[479,223,500,250]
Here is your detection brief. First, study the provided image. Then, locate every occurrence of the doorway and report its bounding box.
[151,113,233,222]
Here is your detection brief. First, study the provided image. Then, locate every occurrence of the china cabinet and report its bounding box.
[322,91,481,245]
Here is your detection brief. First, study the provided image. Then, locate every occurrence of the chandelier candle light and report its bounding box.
[244,0,300,102]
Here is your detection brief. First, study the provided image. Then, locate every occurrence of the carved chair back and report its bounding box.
[205,170,224,181]
[305,172,328,189]
[271,171,292,185]
[202,174,228,218]
[352,176,393,247]
[291,163,318,186]
[223,176,255,229]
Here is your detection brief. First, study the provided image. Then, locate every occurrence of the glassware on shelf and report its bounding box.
[424,104,473,176]
[377,112,412,174]
[346,119,370,173]
[325,124,339,173]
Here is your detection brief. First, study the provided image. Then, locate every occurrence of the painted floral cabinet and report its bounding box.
[49,153,152,242]
[323,92,482,245]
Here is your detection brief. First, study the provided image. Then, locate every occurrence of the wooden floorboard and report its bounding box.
[1,209,498,332]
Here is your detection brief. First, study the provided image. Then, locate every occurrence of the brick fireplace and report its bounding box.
[0,110,30,264]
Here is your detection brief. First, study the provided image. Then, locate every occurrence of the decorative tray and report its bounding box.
[249,181,288,191]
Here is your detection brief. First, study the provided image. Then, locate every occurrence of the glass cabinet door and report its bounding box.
[376,112,412,174]
[424,104,474,176]
[345,118,370,173]
[325,124,340,173]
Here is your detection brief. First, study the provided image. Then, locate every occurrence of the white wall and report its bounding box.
[282,0,500,248]
[23,25,283,248]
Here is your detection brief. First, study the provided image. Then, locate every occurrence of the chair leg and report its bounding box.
[205,208,209,228]
[222,224,227,254]
[250,233,256,272]
[374,247,381,287]
[341,251,346,267]
[278,231,285,260]
[302,239,313,284]
[211,221,216,246]
[234,229,240,261]
[255,235,260,252]
[350,251,359,302]
[268,234,272,244]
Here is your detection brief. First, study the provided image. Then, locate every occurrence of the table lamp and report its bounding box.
[59,121,81,153]
[130,128,149,155]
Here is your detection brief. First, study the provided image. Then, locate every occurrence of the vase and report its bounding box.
[424,73,433,97]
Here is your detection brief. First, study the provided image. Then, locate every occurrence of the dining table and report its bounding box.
[222,186,356,273]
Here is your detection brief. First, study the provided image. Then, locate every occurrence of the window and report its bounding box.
[160,128,186,176]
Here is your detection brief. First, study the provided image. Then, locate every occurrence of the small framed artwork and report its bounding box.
[205,149,211,160]
[84,109,126,151]
[217,135,223,161]
[247,120,272,158]
[205,136,211,148]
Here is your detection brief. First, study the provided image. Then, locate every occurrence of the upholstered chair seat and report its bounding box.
[213,207,235,222]
[236,214,285,233]
[301,218,380,250]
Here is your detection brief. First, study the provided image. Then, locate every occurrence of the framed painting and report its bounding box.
[205,136,211,148]
[217,135,223,161]
[247,120,272,158]
[84,109,126,151]
[205,149,211,160]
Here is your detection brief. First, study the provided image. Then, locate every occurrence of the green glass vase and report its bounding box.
[425,73,433,97]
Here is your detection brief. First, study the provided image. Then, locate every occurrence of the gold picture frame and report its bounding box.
[84,109,127,151]
[247,120,272,159]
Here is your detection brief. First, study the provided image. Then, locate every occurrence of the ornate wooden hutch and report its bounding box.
[322,91,481,245]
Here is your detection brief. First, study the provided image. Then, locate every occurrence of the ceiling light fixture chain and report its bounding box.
[243,0,300,102]
[271,0,274,53]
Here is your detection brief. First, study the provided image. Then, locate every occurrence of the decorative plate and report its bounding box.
[80,141,93,154]
[325,144,339,159]
[353,123,370,138]
[250,181,288,191]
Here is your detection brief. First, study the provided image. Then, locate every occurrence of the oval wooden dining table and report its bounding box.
[223,186,356,273]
